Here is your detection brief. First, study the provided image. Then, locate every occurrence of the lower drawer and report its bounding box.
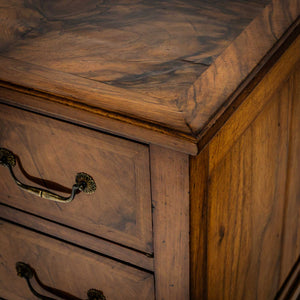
[0,220,154,300]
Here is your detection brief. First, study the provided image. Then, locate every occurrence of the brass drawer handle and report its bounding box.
[16,262,106,300]
[0,148,96,203]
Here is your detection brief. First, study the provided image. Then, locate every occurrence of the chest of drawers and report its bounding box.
[0,1,299,299]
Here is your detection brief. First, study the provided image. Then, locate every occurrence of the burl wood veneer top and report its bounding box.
[0,0,298,146]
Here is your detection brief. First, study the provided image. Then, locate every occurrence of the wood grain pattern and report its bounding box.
[208,35,300,173]
[195,22,300,154]
[0,55,191,133]
[0,2,299,299]
[182,0,300,133]
[280,62,300,285]
[0,104,153,253]
[190,42,300,299]
[0,0,297,140]
[276,259,300,300]
[0,0,267,102]
[150,145,190,300]
[0,204,154,271]
[190,147,209,300]
[0,220,154,300]
[206,68,292,299]
[0,86,199,155]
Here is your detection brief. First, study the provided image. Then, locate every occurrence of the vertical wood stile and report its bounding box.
[150,145,190,300]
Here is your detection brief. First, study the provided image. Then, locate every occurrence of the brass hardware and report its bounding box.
[0,147,96,203]
[87,289,106,300]
[0,147,16,167]
[16,262,33,279]
[16,262,106,300]
[76,172,97,194]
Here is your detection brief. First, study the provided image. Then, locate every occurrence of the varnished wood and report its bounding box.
[150,145,190,300]
[208,35,300,173]
[280,63,300,285]
[206,85,291,299]
[0,0,268,105]
[276,259,300,300]
[190,39,300,299]
[0,2,299,299]
[196,21,300,151]
[0,87,198,155]
[190,147,209,300]
[0,204,154,271]
[0,104,152,253]
[0,55,191,133]
[0,0,298,141]
[0,220,154,300]
[182,0,299,132]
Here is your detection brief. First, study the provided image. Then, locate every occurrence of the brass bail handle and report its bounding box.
[0,148,96,203]
[16,262,106,300]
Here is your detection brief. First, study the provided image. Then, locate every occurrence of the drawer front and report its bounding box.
[0,220,154,300]
[0,104,152,253]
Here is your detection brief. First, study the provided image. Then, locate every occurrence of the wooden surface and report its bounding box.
[150,145,190,300]
[0,86,198,155]
[0,204,154,271]
[279,62,300,286]
[0,104,153,253]
[190,147,209,300]
[196,22,300,153]
[207,35,300,172]
[276,259,300,300]
[181,0,300,133]
[207,82,290,300]
[0,2,299,299]
[190,45,300,299]
[0,220,154,300]
[0,0,267,103]
[0,0,298,144]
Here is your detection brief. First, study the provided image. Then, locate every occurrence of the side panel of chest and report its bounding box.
[191,38,300,299]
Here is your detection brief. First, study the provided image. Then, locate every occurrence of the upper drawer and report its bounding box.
[0,104,152,253]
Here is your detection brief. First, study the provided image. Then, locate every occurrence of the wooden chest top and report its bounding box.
[0,0,298,154]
